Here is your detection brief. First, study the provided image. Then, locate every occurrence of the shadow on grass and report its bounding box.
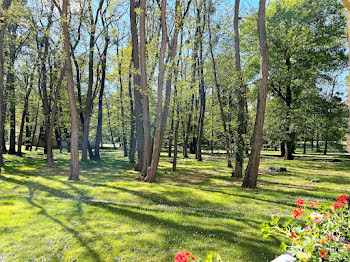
[1,173,276,261]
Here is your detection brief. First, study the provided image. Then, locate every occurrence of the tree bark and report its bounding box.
[234,0,246,178]
[144,0,168,182]
[7,24,18,155]
[196,4,206,162]
[140,0,152,176]
[61,0,79,181]
[128,66,136,163]
[242,0,268,189]
[38,5,54,155]
[30,102,39,151]
[280,142,285,157]
[130,0,144,171]
[284,139,294,160]
[117,45,128,157]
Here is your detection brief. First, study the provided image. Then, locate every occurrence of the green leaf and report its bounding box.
[280,241,287,251]
[283,218,293,228]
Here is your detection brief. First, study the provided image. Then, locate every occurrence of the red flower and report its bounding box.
[296,199,304,208]
[333,202,343,210]
[319,250,328,258]
[326,236,334,239]
[175,251,195,262]
[293,208,304,218]
[310,200,320,208]
[337,195,349,204]
[291,232,295,238]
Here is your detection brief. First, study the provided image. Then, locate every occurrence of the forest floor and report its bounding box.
[0,148,349,262]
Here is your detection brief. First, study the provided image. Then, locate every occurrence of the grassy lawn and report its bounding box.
[0,148,349,261]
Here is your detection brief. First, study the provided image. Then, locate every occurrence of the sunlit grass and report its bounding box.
[0,147,349,261]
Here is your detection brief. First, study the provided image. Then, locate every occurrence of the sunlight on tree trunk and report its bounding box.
[242,0,268,189]
[61,0,79,181]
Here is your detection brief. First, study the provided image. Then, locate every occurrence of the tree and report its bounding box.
[144,0,192,182]
[242,0,268,189]
[130,0,145,171]
[266,0,346,160]
[57,0,80,180]
[233,0,247,178]
[81,0,105,162]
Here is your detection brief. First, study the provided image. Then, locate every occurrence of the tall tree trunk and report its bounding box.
[0,0,12,170]
[144,0,168,182]
[39,5,54,155]
[130,0,144,171]
[172,33,183,172]
[283,57,295,160]
[284,137,295,160]
[140,0,152,176]
[280,142,285,157]
[82,1,98,162]
[128,67,136,163]
[242,0,268,189]
[117,45,128,157]
[55,128,62,153]
[184,9,200,159]
[47,67,65,167]
[25,111,31,150]
[7,24,18,155]
[94,29,109,160]
[173,63,181,172]
[106,102,116,149]
[145,0,189,182]
[324,140,328,155]
[196,5,206,162]
[303,137,306,154]
[208,12,233,168]
[17,74,33,156]
[62,0,80,181]
[30,102,39,151]
[234,0,246,178]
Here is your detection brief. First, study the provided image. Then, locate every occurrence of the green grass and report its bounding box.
[0,148,349,261]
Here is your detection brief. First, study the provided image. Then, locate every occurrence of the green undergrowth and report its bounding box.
[0,148,349,261]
